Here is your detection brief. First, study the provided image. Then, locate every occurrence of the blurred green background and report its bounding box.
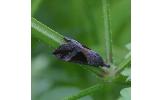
[32,0,131,100]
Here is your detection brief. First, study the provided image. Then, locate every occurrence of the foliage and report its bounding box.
[118,87,131,100]
[121,68,131,81]
[32,0,131,100]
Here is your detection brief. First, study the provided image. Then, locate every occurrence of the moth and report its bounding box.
[53,37,110,68]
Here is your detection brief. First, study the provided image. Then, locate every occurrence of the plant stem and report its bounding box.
[31,17,106,78]
[82,66,107,78]
[102,0,113,63]
[116,54,131,74]
[63,83,105,100]
[32,17,65,47]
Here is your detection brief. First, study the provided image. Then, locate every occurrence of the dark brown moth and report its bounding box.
[53,37,110,68]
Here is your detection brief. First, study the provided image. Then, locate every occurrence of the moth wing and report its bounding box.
[70,51,88,65]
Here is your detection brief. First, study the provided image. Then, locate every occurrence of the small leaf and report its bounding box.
[125,52,131,59]
[121,68,131,81]
[125,43,131,50]
[118,87,131,100]
[125,43,131,59]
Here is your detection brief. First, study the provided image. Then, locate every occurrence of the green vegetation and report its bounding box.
[32,0,131,100]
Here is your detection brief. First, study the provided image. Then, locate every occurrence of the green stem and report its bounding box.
[82,66,107,78]
[116,54,131,74]
[102,0,113,63]
[63,83,105,100]
[31,17,65,47]
[31,17,106,78]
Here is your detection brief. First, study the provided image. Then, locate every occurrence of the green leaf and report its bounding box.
[125,43,131,59]
[125,43,131,50]
[121,68,131,81]
[118,87,131,100]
